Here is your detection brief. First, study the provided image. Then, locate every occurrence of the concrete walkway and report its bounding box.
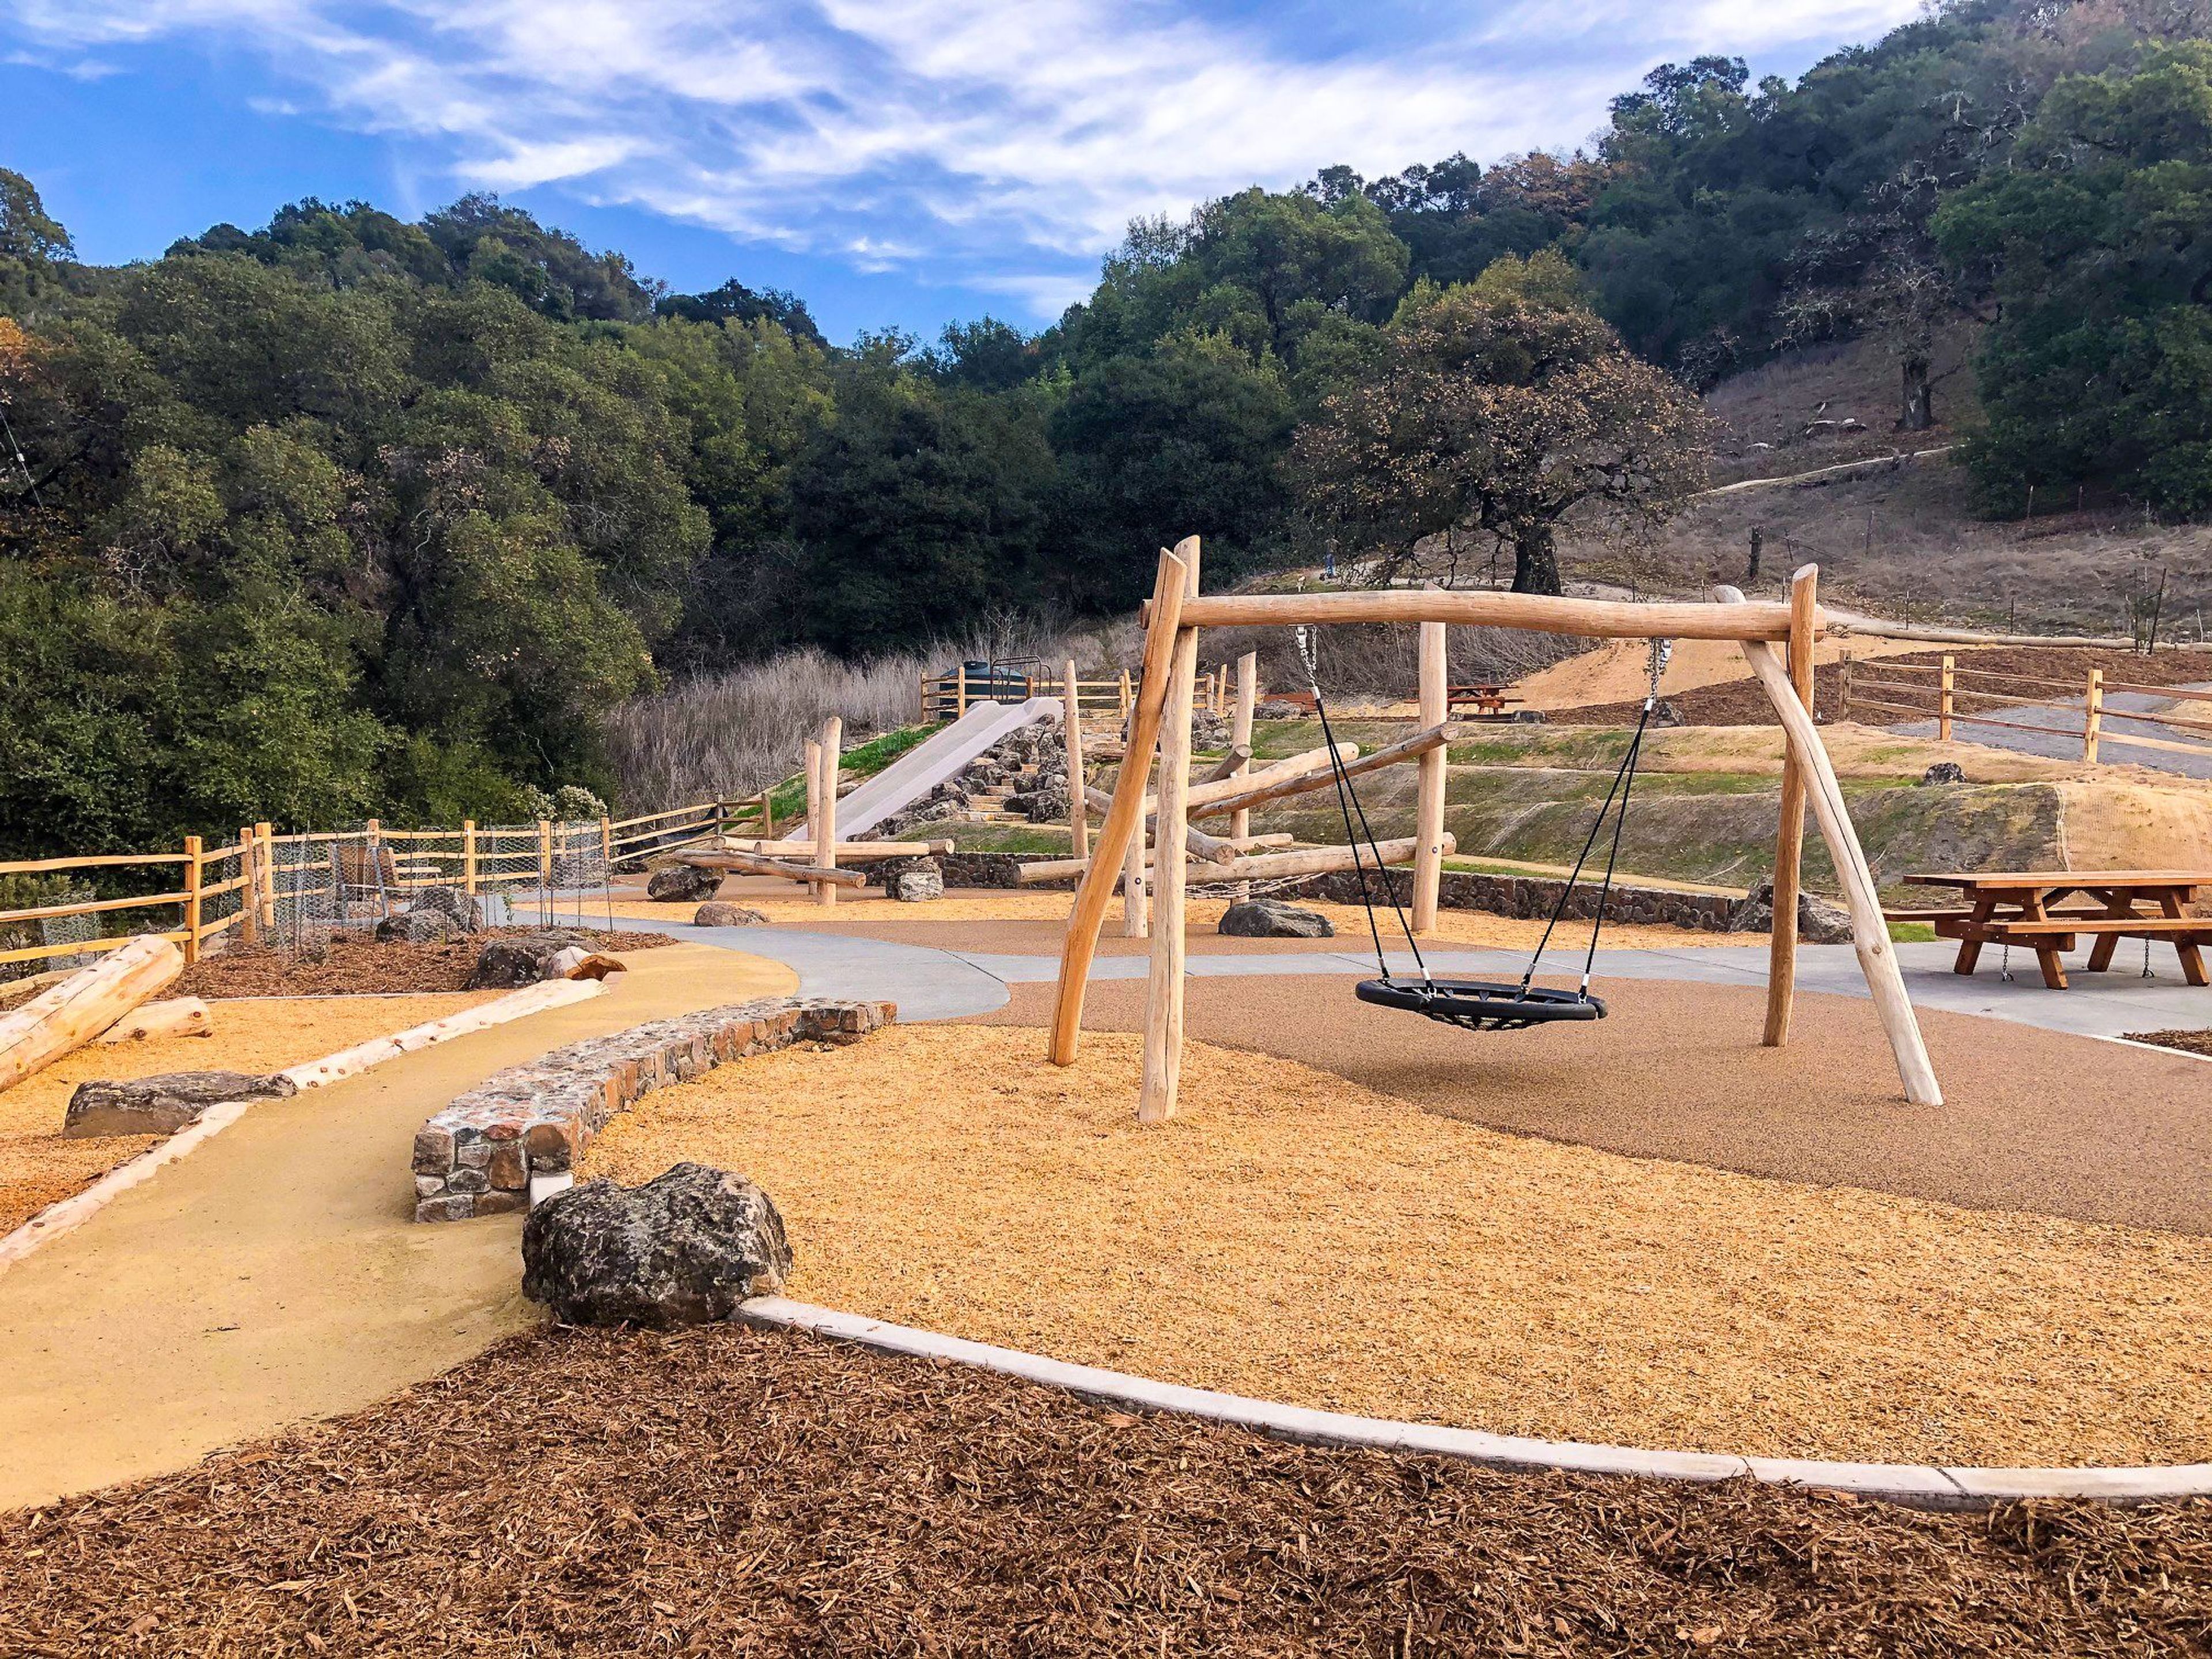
[0,943,797,1510]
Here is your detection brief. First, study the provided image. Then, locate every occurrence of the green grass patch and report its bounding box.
[1887,921,1938,944]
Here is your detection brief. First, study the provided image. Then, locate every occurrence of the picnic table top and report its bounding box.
[1905,870,2211,891]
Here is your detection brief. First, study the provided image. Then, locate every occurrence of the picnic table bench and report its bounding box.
[1895,870,2211,990]
[1446,683,1522,719]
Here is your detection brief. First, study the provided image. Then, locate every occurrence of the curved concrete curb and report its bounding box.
[618,921,1011,1021]
[738,1296,2212,1512]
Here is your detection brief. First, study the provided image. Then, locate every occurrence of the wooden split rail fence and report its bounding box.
[1838,656,2212,766]
[918,665,1247,726]
[0,797,773,974]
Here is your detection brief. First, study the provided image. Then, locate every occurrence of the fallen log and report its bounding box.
[715,840,955,860]
[0,935,183,1095]
[1193,724,1458,820]
[673,851,868,888]
[95,996,213,1044]
[1198,834,1450,882]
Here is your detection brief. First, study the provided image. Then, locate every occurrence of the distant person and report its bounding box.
[1324,550,1336,582]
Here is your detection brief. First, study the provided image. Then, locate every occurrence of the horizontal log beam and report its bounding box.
[1153,589,1802,641]
[712,840,956,860]
[1201,833,1450,881]
[672,851,868,887]
[1193,724,1457,820]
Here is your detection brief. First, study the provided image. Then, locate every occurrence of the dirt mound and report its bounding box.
[176,929,673,998]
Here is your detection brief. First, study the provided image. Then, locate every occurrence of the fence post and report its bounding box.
[955,669,968,719]
[1938,655,1955,744]
[758,788,775,839]
[235,826,259,944]
[1838,652,1854,722]
[599,815,614,877]
[2084,667,2104,764]
[255,823,275,930]
[537,820,554,896]
[918,671,929,723]
[461,820,478,896]
[182,835,204,966]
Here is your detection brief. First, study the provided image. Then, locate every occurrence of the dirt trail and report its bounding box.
[0,943,796,1510]
[1518,633,1950,711]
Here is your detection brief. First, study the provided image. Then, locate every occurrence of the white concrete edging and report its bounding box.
[0,976,608,1275]
[737,1296,2212,1512]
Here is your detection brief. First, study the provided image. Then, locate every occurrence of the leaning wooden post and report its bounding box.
[816,717,842,908]
[1938,654,1955,745]
[1717,585,1941,1107]
[1140,536,1202,1126]
[1049,547,1191,1066]
[1228,650,1259,902]
[1063,657,1090,862]
[1412,619,1449,934]
[181,835,204,967]
[1764,565,1819,1047]
[2084,666,2104,764]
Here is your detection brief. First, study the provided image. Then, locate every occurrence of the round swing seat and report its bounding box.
[1354,977,1607,1033]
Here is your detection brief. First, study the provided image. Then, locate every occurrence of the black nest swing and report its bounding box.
[1294,627,1669,1034]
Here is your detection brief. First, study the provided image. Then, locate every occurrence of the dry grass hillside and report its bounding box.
[1562,334,2212,639]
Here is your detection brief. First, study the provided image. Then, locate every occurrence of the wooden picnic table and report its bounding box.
[1897,870,2211,990]
[1446,683,1522,719]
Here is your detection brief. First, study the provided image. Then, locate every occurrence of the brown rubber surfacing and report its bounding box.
[971,975,2212,1236]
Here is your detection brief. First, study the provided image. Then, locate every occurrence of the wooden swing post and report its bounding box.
[1139,536,1202,1123]
[1764,565,1817,1046]
[1048,546,1190,1065]
[1412,620,1448,934]
[815,717,841,908]
[1718,583,1941,1107]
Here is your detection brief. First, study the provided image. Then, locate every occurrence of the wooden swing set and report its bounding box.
[1047,537,1943,1122]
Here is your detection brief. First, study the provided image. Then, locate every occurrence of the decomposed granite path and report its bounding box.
[0,943,797,1510]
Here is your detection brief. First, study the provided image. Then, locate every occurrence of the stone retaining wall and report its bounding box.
[864,849,1740,931]
[411,998,895,1223]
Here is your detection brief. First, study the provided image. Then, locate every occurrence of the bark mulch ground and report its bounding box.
[5,1324,2210,1657]
[1552,646,2212,728]
[173,929,675,999]
[2129,1029,2212,1058]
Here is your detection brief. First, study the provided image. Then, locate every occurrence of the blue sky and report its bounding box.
[3,0,1922,343]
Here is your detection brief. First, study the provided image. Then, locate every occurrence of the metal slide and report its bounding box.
[779,698,1063,842]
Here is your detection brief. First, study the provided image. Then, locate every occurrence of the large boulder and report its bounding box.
[467,930,597,989]
[66,1070,296,1138]
[693,902,768,927]
[892,859,945,903]
[521,1162,792,1328]
[1218,897,1335,939]
[375,907,464,945]
[646,862,722,903]
[1726,881,1855,945]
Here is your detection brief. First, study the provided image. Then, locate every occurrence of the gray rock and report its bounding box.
[646,862,722,903]
[1726,881,1855,945]
[375,907,464,945]
[1191,709,1231,749]
[1919,762,1966,786]
[1218,898,1335,939]
[521,1162,792,1327]
[409,885,482,928]
[893,861,945,903]
[1510,709,1549,725]
[467,930,596,990]
[693,902,768,927]
[1017,781,1071,823]
[66,1070,297,1138]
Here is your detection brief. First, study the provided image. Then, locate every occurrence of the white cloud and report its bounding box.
[1,0,1926,314]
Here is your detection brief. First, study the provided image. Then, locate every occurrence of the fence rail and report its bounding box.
[1838,654,2212,766]
[0,797,772,974]
[918,665,1245,725]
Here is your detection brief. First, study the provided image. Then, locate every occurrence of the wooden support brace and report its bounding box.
[1764,565,1817,1047]
[1718,584,1941,1106]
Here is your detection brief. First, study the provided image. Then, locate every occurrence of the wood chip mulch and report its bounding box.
[5,1324,2210,1657]
[173,930,675,999]
[1551,647,2212,728]
[2127,1029,2212,1058]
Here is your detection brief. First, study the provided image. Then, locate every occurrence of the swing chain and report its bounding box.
[1645,638,1673,709]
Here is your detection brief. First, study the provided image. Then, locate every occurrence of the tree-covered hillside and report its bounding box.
[1,0,2205,851]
